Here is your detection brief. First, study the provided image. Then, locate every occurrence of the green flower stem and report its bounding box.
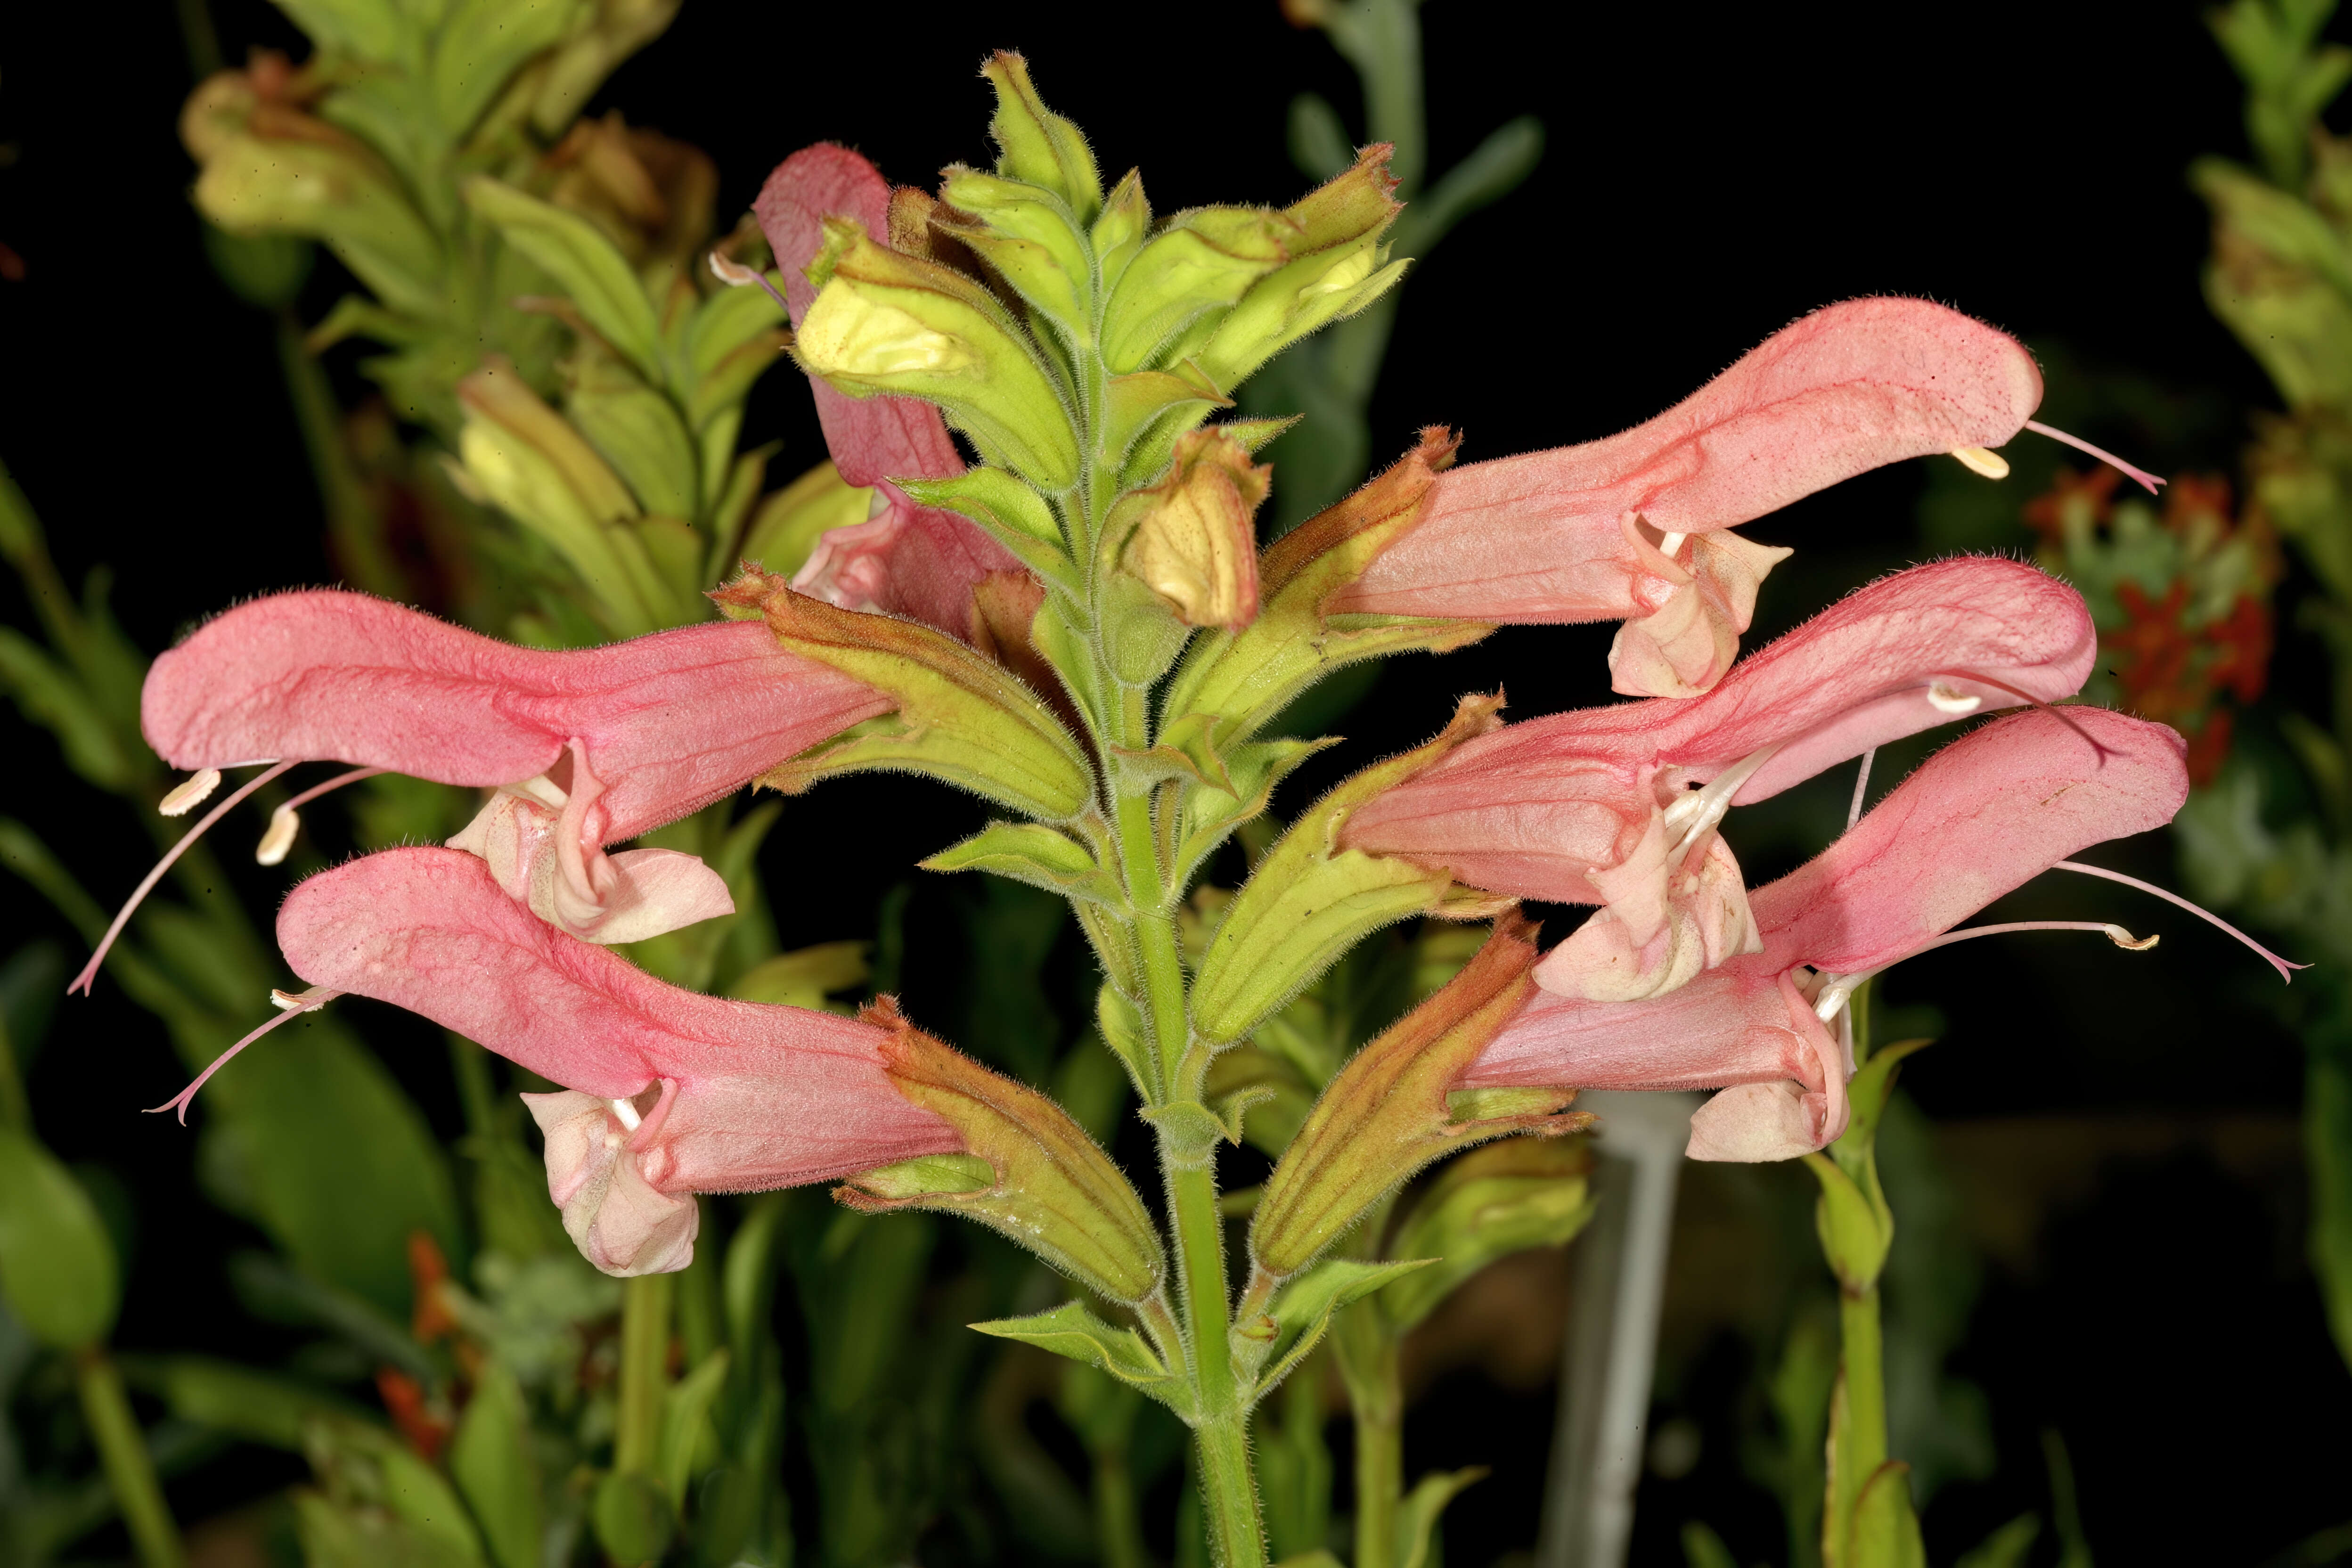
[615,1271,674,1475]
[274,311,408,602]
[75,1349,185,1568]
[1334,1307,1403,1568]
[1827,1282,1886,1566]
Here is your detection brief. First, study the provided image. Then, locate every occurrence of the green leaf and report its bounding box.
[1243,1257,1431,1394]
[1953,1514,2042,1568]
[0,1128,119,1348]
[1395,117,1544,253]
[970,1301,1187,1407]
[567,367,700,521]
[1396,1465,1486,1568]
[463,177,662,379]
[0,628,133,789]
[922,820,1117,901]
[130,1355,372,1449]
[659,1347,730,1505]
[980,53,1103,223]
[897,466,1078,596]
[726,941,871,1009]
[449,1361,543,1568]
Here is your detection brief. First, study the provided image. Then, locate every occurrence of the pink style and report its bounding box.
[1334,298,2047,696]
[276,847,964,1276]
[751,143,1027,638]
[1344,556,2098,1002]
[86,591,890,983]
[1461,707,2193,1163]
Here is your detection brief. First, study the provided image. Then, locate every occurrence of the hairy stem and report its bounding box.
[1823,1284,1886,1568]
[76,1350,185,1568]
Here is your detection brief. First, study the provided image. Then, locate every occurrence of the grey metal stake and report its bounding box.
[1534,1090,1700,1568]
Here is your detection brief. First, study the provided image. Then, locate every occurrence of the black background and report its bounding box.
[2,1,2348,1562]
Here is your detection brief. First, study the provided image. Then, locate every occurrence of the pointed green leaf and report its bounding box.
[1849,1460,1927,1568]
[922,820,1116,901]
[0,1128,118,1349]
[659,1348,731,1505]
[1245,1257,1432,1394]
[971,1301,1187,1408]
[1396,1466,1486,1568]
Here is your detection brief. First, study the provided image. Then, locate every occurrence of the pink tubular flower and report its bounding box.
[275,847,964,1274]
[751,143,1027,638]
[1331,298,2047,696]
[1459,705,2201,1161]
[1344,556,2097,1000]
[79,591,892,987]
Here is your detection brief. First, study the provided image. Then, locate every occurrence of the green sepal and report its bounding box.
[846,1002,1167,1304]
[972,1303,1187,1410]
[922,819,1121,904]
[1172,737,1335,889]
[981,53,1104,224]
[1162,429,1488,744]
[845,1154,997,1200]
[1187,145,1407,392]
[462,176,661,381]
[896,467,1081,597]
[796,218,1080,489]
[1395,1468,1488,1568]
[1138,1093,1266,1168]
[1101,207,1292,374]
[1847,1461,1928,1568]
[1093,981,1152,1088]
[1805,1037,1928,1293]
[1188,696,1511,1046]
[1250,916,1586,1280]
[0,1127,119,1350]
[935,166,1096,337]
[1114,710,1234,795]
[196,134,444,318]
[1091,168,1152,295]
[1238,1257,1432,1394]
[1378,1138,1596,1333]
[1102,365,1232,473]
[719,571,1095,821]
[566,356,700,520]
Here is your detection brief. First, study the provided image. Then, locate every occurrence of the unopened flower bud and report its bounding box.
[1113,429,1269,629]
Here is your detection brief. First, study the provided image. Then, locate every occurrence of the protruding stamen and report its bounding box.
[2023,419,2167,496]
[159,769,222,817]
[708,250,795,318]
[1925,681,1984,714]
[1656,531,1689,555]
[2052,860,2306,982]
[254,766,384,868]
[610,1097,644,1131]
[147,986,341,1124]
[1813,919,2161,1017]
[256,808,299,866]
[71,760,295,996]
[1950,446,2010,480]
[1930,670,2111,761]
[1846,747,1876,833]
[1661,742,1783,863]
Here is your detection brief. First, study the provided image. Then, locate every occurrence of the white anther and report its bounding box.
[1656,531,1689,555]
[1812,973,1861,1023]
[255,805,300,866]
[1926,681,1984,714]
[708,252,763,287]
[2104,925,2159,951]
[1950,446,2011,480]
[159,769,223,817]
[610,1097,644,1131]
[268,985,333,1011]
